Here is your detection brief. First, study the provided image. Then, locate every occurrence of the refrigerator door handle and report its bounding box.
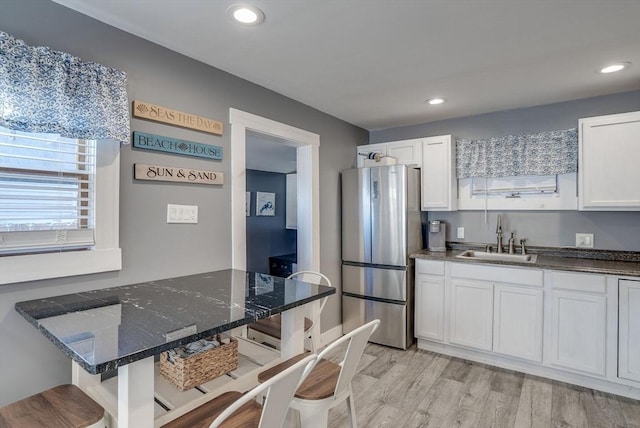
[372,180,379,199]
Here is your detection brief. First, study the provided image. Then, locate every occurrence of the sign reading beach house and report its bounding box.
[133,132,222,160]
[134,164,224,185]
[132,100,223,135]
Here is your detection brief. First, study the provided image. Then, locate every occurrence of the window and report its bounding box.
[0,127,96,254]
[471,175,557,198]
[0,127,121,285]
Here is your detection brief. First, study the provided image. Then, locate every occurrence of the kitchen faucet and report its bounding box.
[496,215,503,253]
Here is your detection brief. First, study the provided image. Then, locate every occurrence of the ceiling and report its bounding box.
[51,0,639,132]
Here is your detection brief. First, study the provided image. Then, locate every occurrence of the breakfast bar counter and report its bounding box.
[15,269,334,427]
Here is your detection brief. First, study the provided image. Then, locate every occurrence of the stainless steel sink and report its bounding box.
[455,250,538,264]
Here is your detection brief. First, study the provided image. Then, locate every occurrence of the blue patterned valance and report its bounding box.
[0,31,130,144]
[456,128,578,178]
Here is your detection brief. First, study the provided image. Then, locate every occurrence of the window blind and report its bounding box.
[0,126,96,254]
[471,175,557,197]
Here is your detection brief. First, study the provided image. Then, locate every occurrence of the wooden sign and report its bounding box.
[134,163,224,185]
[132,100,223,135]
[133,132,223,160]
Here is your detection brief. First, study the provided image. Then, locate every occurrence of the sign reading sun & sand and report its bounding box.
[134,164,224,185]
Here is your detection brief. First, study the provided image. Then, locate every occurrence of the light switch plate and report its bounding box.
[457,227,465,239]
[576,233,594,248]
[167,204,198,224]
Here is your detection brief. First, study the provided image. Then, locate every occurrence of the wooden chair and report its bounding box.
[0,384,105,428]
[258,319,380,428]
[162,353,317,428]
[248,271,333,352]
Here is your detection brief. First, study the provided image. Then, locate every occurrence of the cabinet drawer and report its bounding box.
[450,263,543,287]
[415,259,445,276]
[549,270,606,293]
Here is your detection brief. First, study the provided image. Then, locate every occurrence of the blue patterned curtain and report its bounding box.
[0,31,129,144]
[456,129,578,178]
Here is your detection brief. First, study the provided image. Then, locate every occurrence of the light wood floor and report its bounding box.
[324,343,640,428]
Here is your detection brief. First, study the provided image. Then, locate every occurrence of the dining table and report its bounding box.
[15,269,335,428]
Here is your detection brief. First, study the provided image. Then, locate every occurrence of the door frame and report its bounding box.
[229,108,320,271]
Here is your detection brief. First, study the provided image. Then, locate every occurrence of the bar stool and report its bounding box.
[162,353,317,428]
[0,384,105,428]
[258,319,380,428]
[248,271,333,352]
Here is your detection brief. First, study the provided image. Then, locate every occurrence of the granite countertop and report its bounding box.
[411,243,640,277]
[15,269,334,374]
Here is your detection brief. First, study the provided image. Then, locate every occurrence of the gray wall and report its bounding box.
[246,170,296,274]
[0,0,367,406]
[371,91,640,251]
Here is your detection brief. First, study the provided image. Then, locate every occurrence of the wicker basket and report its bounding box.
[159,335,238,391]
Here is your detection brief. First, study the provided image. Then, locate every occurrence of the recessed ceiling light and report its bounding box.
[426,97,446,105]
[600,62,630,74]
[227,4,265,25]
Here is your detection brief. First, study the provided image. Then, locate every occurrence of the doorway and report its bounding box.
[245,131,297,274]
[229,109,320,272]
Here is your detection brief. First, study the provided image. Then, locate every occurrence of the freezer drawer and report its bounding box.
[342,264,407,301]
[342,294,409,349]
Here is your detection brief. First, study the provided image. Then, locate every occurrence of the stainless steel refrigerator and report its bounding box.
[341,165,422,349]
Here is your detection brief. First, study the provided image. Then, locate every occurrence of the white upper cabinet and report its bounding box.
[386,138,422,166]
[421,135,457,211]
[356,139,422,167]
[578,111,640,210]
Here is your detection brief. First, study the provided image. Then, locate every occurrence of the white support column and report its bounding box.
[118,356,155,428]
[281,306,305,359]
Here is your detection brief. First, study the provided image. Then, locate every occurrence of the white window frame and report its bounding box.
[0,139,121,285]
[457,173,578,210]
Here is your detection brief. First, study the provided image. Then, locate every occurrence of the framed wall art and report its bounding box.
[256,192,275,216]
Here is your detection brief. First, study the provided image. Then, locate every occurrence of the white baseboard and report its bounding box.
[417,339,640,400]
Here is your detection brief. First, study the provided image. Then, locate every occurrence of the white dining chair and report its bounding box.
[248,270,333,352]
[258,319,380,428]
[162,353,317,428]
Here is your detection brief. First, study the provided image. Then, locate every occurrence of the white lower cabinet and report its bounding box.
[414,260,640,400]
[549,290,607,375]
[619,279,640,382]
[449,279,494,351]
[415,259,446,341]
[548,271,607,377]
[493,285,543,362]
[415,274,445,341]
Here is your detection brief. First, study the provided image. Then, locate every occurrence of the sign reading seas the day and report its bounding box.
[132,100,223,135]
[134,163,224,185]
[133,132,223,160]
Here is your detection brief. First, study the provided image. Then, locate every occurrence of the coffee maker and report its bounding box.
[428,220,447,252]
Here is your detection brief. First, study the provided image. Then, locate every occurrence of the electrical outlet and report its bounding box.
[576,233,594,248]
[457,227,465,239]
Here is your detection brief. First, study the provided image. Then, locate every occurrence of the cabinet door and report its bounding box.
[286,173,297,229]
[415,274,445,341]
[421,135,457,211]
[579,111,640,210]
[449,279,493,351]
[493,285,543,362]
[550,290,606,376]
[619,279,640,382]
[386,139,423,166]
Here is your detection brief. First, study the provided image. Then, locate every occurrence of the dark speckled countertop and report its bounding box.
[15,269,334,374]
[411,243,640,277]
